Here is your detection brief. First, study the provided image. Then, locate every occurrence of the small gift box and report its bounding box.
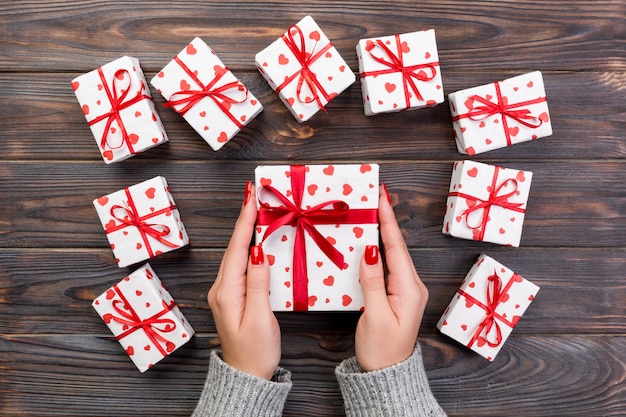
[255,164,379,311]
[71,56,168,164]
[92,263,195,372]
[151,37,263,151]
[356,29,444,115]
[449,71,552,155]
[255,15,356,122]
[93,176,189,267]
[437,254,539,361]
[442,160,532,247]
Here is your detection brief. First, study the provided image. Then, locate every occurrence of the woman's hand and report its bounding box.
[208,182,281,380]
[355,185,429,371]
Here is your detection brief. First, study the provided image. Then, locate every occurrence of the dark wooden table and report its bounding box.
[1,1,625,416]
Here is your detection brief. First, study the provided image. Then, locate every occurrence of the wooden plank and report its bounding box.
[1,1,623,72]
[1,334,624,416]
[1,248,624,335]
[1,72,625,161]
[1,160,625,249]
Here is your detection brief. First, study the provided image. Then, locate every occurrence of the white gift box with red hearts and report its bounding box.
[151,37,263,151]
[92,263,195,372]
[255,164,379,311]
[93,176,189,268]
[449,71,552,155]
[356,29,444,116]
[442,160,532,247]
[71,56,168,164]
[255,15,356,123]
[437,254,539,361]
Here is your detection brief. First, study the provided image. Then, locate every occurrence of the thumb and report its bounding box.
[245,245,272,314]
[359,245,391,313]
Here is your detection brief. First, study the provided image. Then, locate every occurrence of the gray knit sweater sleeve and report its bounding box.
[335,344,447,417]
[192,350,292,417]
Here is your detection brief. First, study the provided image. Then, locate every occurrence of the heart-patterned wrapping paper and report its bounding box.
[255,164,379,311]
[442,160,532,247]
[71,56,168,163]
[437,254,539,361]
[449,71,552,155]
[93,176,189,268]
[356,29,444,115]
[255,15,356,123]
[151,37,263,151]
[92,263,195,372]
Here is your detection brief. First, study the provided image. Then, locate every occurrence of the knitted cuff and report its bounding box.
[192,350,292,417]
[335,344,446,417]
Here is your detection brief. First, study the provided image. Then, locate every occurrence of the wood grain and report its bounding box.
[1,0,625,415]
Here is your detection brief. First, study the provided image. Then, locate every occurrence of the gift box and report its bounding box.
[442,160,532,247]
[92,263,195,372]
[255,16,356,122]
[356,29,444,115]
[255,164,379,311]
[71,56,168,164]
[93,176,189,267]
[449,71,552,155]
[437,254,539,361]
[151,37,263,151]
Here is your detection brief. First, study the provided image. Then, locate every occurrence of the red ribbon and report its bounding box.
[457,270,519,349]
[275,24,334,113]
[88,68,153,152]
[360,34,439,107]
[452,81,547,146]
[448,166,526,242]
[105,188,179,258]
[164,56,248,128]
[104,283,177,357]
[256,165,378,311]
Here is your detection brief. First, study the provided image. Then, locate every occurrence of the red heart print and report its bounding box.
[217,132,228,143]
[499,228,506,234]
[486,138,492,145]
[353,227,363,238]
[199,111,206,117]
[515,304,520,309]
[461,324,468,331]
[365,40,375,51]
[260,178,272,187]
[105,289,116,300]
[339,65,346,72]
[145,187,156,198]
[467,167,478,177]
[538,112,549,123]
[285,301,292,308]
[479,121,486,128]
[134,111,142,118]
[129,133,139,144]
[71,81,79,91]
[326,236,336,245]
[165,341,176,353]
[136,242,143,249]
[508,126,520,137]
[464,97,475,110]
[157,71,164,78]
[278,54,289,65]
[135,290,142,296]
[465,298,475,308]
[144,345,151,351]
[152,137,159,144]
[425,51,431,59]
[281,235,288,242]
[468,282,475,288]
[323,165,334,175]
[401,41,410,53]
[361,196,368,202]
[186,44,197,55]
[309,30,321,41]
[307,184,318,195]
[105,219,116,230]
[477,336,487,347]
[342,184,353,195]
[516,171,526,182]
[115,71,126,81]
[126,346,135,356]
[287,97,295,106]
[308,296,318,307]
[323,275,334,286]
[385,82,396,93]
[284,281,291,288]
[500,293,510,303]
[527,80,534,88]
[82,104,90,115]
[180,80,191,91]
[360,164,372,173]
[97,196,109,206]
[316,261,323,267]
[513,86,519,92]
[528,294,534,300]
[342,294,352,306]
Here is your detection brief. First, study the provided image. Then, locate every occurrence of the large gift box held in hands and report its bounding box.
[437,254,539,361]
[449,71,552,155]
[93,176,189,267]
[356,29,444,115]
[255,16,356,122]
[442,160,533,247]
[151,37,263,151]
[71,56,168,163]
[255,164,379,311]
[92,263,195,372]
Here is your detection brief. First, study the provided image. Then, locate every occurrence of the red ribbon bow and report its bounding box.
[458,270,520,349]
[360,34,439,107]
[104,283,178,357]
[164,56,248,129]
[256,165,378,311]
[452,80,547,146]
[88,68,153,153]
[105,188,179,258]
[276,24,334,113]
[448,166,526,242]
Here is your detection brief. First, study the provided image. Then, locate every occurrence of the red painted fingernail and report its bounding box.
[250,245,264,265]
[244,181,252,205]
[382,183,391,204]
[365,245,379,265]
